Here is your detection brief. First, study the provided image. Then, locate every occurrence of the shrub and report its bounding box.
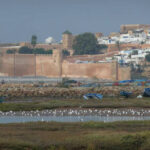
[121,134,145,150]
[6,49,16,54]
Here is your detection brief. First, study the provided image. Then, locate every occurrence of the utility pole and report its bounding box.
[14,53,15,77]
[35,54,36,77]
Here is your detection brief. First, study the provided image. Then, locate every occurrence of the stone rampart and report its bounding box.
[62,62,116,80]
[0,51,131,81]
[0,83,145,98]
[107,44,142,53]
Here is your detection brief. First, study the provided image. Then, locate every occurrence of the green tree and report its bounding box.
[98,44,107,51]
[145,54,150,62]
[45,49,53,54]
[63,30,72,35]
[18,47,53,54]
[34,48,53,54]
[132,50,138,55]
[18,46,33,54]
[33,48,45,54]
[141,41,145,44]
[73,32,105,55]
[31,35,37,47]
[116,41,121,51]
[62,49,70,56]
[6,49,16,54]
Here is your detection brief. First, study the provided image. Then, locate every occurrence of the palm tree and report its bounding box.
[116,41,120,51]
[31,35,37,48]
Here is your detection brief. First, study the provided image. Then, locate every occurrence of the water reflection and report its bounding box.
[1,116,150,124]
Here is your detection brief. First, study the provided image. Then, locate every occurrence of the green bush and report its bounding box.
[6,49,16,54]
[18,46,33,54]
[18,47,53,54]
[145,54,150,62]
[121,134,145,150]
[62,50,70,56]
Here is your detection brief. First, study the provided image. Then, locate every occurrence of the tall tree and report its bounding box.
[73,32,106,55]
[145,54,150,62]
[31,35,37,47]
[62,49,70,56]
[116,41,121,51]
[63,30,72,35]
[18,46,33,54]
[6,49,16,54]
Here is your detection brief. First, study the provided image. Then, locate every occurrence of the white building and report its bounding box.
[119,34,145,44]
[111,48,150,65]
[97,37,116,44]
[97,29,149,45]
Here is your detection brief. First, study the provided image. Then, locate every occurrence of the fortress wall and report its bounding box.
[141,44,150,49]
[107,44,141,53]
[36,55,60,77]
[107,44,119,52]
[62,62,115,80]
[0,54,61,78]
[118,66,131,81]
[0,47,20,54]
[19,43,62,50]
[33,44,62,50]
[0,54,14,76]
[65,51,118,63]
[107,44,150,53]
[0,53,131,81]
[0,43,62,54]
[120,24,150,33]
[14,54,35,76]
[121,43,141,50]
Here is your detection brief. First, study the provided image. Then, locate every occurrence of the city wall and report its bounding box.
[118,67,131,81]
[0,54,58,77]
[62,62,116,80]
[120,24,150,33]
[107,44,142,52]
[107,44,150,53]
[0,52,131,81]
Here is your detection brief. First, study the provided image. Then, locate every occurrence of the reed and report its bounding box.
[0,121,150,150]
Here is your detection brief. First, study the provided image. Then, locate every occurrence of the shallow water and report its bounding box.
[1,115,150,124]
[1,108,150,123]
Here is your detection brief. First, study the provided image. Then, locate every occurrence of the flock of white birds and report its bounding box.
[0,108,150,117]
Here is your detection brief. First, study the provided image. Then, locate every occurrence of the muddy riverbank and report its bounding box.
[1,108,150,123]
[0,83,147,98]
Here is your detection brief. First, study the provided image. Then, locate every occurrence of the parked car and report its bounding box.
[63,80,79,86]
[80,83,100,88]
[120,91,132,98]
[0,96,4,103]
[143,88,150,97]
[83,93,103,100]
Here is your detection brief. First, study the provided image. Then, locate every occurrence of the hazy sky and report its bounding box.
[0,0,150,43]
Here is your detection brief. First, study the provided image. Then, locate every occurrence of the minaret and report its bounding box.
[62,33,74,49]
[53,49,63,77]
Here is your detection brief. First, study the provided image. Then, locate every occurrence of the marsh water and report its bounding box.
[1,108,150,123]
[1,115,150,124]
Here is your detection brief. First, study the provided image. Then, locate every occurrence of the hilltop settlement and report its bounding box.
[0,24,150,81]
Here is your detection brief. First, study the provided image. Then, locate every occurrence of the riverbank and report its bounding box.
[1,98,150,112]
[1,107,150,123]
[0,121,150,150]
[0,83,147,98]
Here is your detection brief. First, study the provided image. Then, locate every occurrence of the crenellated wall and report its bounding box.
[62,62,117,80]
[14,54,35,76]
[0,50,131,81]
[118,66,131,81]
[0,54,14,76]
